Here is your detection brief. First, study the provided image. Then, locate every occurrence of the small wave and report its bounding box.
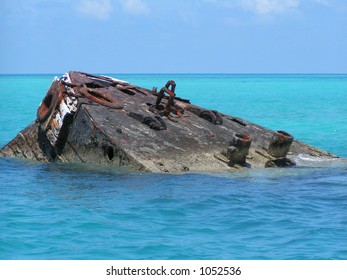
[292,153,346,167]
[298,153,333,162]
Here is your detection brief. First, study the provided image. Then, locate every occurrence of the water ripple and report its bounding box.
[1,155,347,260]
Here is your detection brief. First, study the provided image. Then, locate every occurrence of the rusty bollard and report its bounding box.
[226,133,252,166]
[268,130,294,158]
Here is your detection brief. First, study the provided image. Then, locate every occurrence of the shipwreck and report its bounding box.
[0,71,338,173]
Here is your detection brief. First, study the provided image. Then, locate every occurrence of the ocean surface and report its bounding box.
[0,74,346,260]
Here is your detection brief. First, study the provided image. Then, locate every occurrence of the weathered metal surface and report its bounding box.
[0,71,339,173]
[225,133,252,166]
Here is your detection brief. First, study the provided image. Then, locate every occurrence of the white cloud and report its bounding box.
[202,0,236,8]
[119,0,150,15]
[76,0,114,20]
[204,0,300,15]
[240,0,299,14]
[312,0,330,5]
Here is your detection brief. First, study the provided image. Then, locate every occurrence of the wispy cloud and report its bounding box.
[312,0,331,6]
[1,0,42,21]
[76,0,114,20]
[240,0,299,14]
[204,0,300,15]
[119,0,150,15]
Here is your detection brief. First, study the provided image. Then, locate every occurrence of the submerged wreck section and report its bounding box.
[0,71,338,173]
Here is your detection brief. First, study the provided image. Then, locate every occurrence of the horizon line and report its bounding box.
[1,72,346,75]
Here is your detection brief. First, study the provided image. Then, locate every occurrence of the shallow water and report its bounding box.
[0,74,346,259]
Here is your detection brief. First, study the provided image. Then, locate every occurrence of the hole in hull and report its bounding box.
[105,146,114,161]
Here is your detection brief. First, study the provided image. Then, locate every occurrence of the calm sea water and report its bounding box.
[0,74,346,260]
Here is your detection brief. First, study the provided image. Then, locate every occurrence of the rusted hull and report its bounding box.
[0,72,338,173]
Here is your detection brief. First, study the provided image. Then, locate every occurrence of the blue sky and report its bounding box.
[0,0,346,73]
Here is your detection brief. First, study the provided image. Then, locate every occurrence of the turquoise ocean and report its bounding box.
[0,74,346,260]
